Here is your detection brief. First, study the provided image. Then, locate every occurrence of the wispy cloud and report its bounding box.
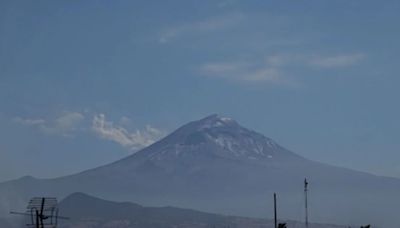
[159,13,243,43]
[13,117,45,126]
[200,58,297,86]
[13,112,166,150]
[13,112,85,136]
[217,0,238,8]
[92,114,165,151]
[50,112,85,133]
[308,53,366,68]
[201,61,287,84]
[200,52,366,86]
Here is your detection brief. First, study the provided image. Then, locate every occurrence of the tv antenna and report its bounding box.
[10,197,69,228]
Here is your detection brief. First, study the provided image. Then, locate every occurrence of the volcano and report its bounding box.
[2,114,400,227]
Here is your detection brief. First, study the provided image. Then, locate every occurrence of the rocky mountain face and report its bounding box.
[1,115,399,227]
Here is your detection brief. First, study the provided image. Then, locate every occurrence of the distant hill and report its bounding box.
[0,115,394,227]
[57,192,346,228]
[59,192,234,228]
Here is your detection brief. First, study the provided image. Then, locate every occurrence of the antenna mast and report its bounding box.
[304,178,309,228]
[274,193,277,228]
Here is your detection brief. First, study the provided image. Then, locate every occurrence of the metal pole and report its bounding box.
[36,210,40,228]
[304,178,309,228]
[274,193,277,228]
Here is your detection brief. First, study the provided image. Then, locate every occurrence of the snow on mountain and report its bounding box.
[131,114,304,163]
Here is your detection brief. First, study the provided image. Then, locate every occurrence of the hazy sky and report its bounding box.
[1,0,400,182]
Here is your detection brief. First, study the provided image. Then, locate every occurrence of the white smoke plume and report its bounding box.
[92,114,165,151]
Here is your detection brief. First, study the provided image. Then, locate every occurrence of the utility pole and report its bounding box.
[274,193,277,228]
[304,178,309,228]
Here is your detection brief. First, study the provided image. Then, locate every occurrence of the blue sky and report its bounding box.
[1,0,400,181]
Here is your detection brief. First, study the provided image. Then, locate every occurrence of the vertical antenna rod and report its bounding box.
[274,193,277,228]
[304,178,309,228]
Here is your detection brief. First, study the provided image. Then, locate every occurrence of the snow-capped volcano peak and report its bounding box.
[195,114,237,129]
[134,114,303,162]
